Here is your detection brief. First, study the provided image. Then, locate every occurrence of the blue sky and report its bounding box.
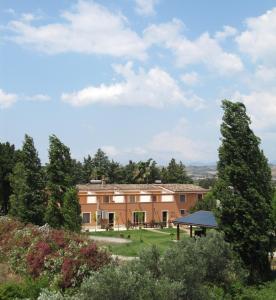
[1,0,276,164]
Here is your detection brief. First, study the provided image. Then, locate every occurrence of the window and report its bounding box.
[82,213,90,224]
[180,194,186,203]
[198,194,203,200]
[180,209,186,216]
[103,195,112,203]
[128,195,136,203]
[133,212,146,224]
[151,195,157,202]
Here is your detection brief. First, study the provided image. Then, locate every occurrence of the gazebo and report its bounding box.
[173,210,218,240]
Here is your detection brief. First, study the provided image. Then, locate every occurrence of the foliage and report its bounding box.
[198,177,217,189]
[190,191,217,213]
[45,135,74,228]
[0,142,18,214]
[0,277,49,300]
[214,100,274,282]
[62,188,82,232]
[9,135,46,225]
[161,158,192,183]
[0,217,111,289]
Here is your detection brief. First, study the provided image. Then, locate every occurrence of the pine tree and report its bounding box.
[162,158,192,183]
[62,187,82,232]
[45,135,73,228]
[215,100,274,282]
[9,135,46,225]
[91,149,110,180]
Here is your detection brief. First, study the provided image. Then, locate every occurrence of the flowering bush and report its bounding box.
[0,217,111,288]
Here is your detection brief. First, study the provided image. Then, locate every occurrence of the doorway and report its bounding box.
[162,211,168,227]
[108,212,114,228]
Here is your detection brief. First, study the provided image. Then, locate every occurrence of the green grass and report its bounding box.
[89,229,188,257]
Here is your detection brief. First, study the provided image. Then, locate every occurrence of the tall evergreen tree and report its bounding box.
[82,155,93,183]
[91,149,110,180]
[162,158,192,183]
[45,135,74,227]
[9,135,46,224]
[0,142,18,214]
[215,100,274,282]
[62,187,82,232]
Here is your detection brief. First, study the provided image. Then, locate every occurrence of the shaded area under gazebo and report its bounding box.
[173,210,218,240]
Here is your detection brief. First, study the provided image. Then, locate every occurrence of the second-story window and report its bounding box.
[103,195,111,203]
[128,195,136,203]
[197,194,203,200]
[180,194,186,203]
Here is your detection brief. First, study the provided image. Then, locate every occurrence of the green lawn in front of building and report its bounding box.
[89,228,188,257]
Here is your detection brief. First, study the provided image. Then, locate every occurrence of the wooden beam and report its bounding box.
[190,225,192,237]
[177,224,180,240]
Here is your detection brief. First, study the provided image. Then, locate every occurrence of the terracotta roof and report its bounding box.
[155,184,208,192]
[77,183,208,193]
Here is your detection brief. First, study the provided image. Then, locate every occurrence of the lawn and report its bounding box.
[89,228,188,257]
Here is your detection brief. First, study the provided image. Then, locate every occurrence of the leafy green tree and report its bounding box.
[162,158,192,183]
[62,187,81,232]
[122,160,138,183]
[190,191,217,213]
[9,135,46,225]
[215,100,274,282]
[0,142,18,214]
[45,135,74,228]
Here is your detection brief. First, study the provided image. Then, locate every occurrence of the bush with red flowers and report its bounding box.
[0,217,111,288]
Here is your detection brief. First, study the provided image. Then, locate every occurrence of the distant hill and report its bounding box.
[187,164,276,182]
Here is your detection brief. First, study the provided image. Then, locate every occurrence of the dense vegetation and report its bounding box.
[0,217,110,292]
[215,100,274,282]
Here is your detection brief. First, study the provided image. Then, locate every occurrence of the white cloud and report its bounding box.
[0,89,18,108]
[0,90,51,108]
[233,90,276,129]
[97,118,215,162]
[101,145,119,157]
[180,71,199,86]
[24,94,51,101]
[236,8,276,64]
[135,0,159,16]
[144,19,243,74]
[215,25,237,40]
[7,1,147,60]
[62,61,204,109]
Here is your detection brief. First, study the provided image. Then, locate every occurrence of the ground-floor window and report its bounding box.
[180,209,186,216]
[82,212,91,224]
[133,211,146,224]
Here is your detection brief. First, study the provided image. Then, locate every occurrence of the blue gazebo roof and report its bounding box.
[173,210,218,228]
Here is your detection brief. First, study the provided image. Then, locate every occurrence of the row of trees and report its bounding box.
[0,135,192,230]
[0,135,81,231]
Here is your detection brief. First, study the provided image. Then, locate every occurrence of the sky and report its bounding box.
[1,0,276,165]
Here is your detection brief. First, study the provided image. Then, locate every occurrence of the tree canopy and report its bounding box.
[215,100,274,282]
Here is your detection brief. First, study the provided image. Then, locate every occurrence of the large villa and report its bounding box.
[78,183,208,230]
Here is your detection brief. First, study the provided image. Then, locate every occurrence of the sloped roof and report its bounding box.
[173,210,218,228]
[77,183,208,193]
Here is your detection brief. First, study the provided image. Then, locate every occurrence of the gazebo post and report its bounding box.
[177,224,180,240]
[190,225,192,237]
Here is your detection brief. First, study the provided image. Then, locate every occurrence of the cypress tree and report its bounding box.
[9,135,46,225]
[45,135,74,228]
[215,100,273,282]
[62,187,82,232]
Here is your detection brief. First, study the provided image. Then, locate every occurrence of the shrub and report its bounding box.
[0,217,111,289]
